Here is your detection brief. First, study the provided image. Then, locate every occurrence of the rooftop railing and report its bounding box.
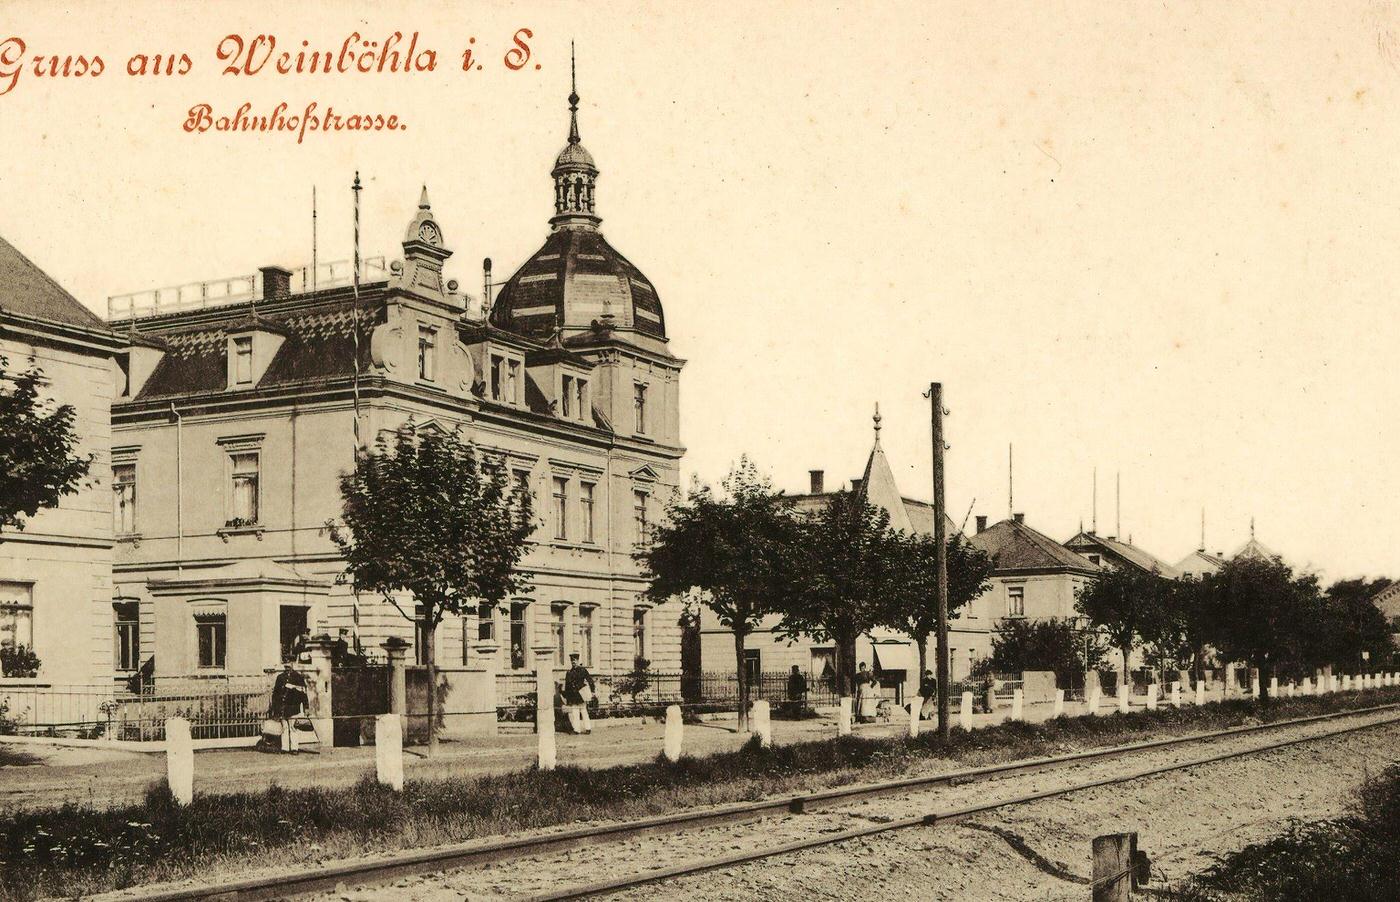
[105,255,388,321]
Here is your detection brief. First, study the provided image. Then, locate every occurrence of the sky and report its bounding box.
[2,0,1398,581]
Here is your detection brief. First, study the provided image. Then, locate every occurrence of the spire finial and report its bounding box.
[1250,516,1255,539]
[568,41,580,145]
[872,402,882,446]
[419,184,430,209]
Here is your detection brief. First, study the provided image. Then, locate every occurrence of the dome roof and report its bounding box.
[554,141,596,172]
[489,227,666,340]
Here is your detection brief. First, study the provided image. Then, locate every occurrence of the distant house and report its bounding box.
[697,412,989,699]
[1372,583,1400,636]
[1064,531,1180,578]
[970,514,1099,624]
[0,235,125,686]
[1174,549,1227,579]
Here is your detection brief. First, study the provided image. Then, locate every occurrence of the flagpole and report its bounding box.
[351,172,362,450]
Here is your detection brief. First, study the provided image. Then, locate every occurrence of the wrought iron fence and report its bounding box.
[0,674,275,741]
[495,669,842,722]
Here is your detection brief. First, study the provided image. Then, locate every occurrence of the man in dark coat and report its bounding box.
[786,665,808,716]
[562,653,595,734]
[270,659,308,753]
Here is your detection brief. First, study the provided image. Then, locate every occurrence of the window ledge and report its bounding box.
[116,532,143,546]
[218,524,265,542]
[550,541,604,553]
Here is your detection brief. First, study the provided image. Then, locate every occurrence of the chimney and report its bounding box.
[809,469,825,494]
[260,265,292,301]
[975,515,988,533]
[850,478,863,494]
[482,257,493,315]
[1013,512,1025,524]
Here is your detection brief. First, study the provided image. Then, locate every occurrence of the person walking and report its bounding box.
[562,653,595,734]
[270,658,309,753]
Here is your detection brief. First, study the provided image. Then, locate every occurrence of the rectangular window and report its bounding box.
[1007,586,1025,618]
[633,607,648,662]
[551,605,567,667]
[477,601,496,642]
[414,605,430,666]
[580,481,596,543]
[575,378,587,420]
[552,477,569,541]
[508,359,522,404]
[510,601,529,669]
[577,607,594,668]
[417,326,436,381]
[742,648,760,687]
[561,375,574,418]
[114,602,140,672]
[196,614,227,669]
[633,490,650,545]
[633,382,648,434]
[233,336,253,385]
[0,582,33,655]
[229,452,260,525]
[490,355,504,400]
[113,463,136,534]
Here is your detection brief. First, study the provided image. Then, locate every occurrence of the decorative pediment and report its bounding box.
[629,464,660,482]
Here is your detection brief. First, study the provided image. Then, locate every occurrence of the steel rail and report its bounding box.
[532,707,1400,900]
[123,700,1400,901]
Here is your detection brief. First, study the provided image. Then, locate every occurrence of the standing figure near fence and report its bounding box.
[563,653,595,734]
[786,665,808,716]
[854,662,875,723]
[270,659,309,753]
[918,669,937,721]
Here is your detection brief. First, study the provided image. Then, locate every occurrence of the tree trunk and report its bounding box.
[916,632,929,693]
[1258,657,1271,706]
[425,618,439,756]
[1120,642,1133,689]
[734,628,749,733]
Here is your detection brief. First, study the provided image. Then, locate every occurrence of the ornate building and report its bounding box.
[106,79,685,683]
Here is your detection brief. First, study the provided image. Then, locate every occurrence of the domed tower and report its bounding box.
[489,53,667,346]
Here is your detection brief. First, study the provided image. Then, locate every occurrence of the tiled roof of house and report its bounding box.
[0,234,109,330]
[129,296,378,399]
[1064,531,1180,577]
[971,518,1100,574]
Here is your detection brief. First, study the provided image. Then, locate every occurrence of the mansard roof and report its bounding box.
[0,234,110,331]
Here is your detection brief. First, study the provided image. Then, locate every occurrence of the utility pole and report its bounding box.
[926,382,951,740]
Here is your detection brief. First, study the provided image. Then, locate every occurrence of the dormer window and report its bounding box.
[560,375,588,421]
[233,336,253,385]
[417,325,436,381]
[561,375,574,418]
[489,353,523,405]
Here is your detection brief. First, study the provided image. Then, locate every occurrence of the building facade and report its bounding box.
[969,514,1099,626]
[106,84,686,681]
[0,236,124,687]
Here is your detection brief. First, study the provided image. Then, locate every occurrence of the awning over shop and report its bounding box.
[872,641,916,675]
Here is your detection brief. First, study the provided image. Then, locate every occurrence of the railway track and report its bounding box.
[128,701,1400,902]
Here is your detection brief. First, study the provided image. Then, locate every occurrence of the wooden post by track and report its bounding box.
[927,382,950,741]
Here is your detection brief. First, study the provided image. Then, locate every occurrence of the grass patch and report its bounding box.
[0,746,39,768]
[1164,761,1400,901]
[4,688,1399,900]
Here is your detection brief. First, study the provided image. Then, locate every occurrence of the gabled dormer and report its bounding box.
[525,337,595,425]
[118,332,168,399]
[224,315,287,390]
[458,323,535,410]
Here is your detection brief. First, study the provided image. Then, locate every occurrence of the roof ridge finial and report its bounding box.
[872,402,882,447]
[419,184,430,209]
[568,41,580,145]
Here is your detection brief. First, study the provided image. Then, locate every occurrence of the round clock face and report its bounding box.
[418,221,442,246]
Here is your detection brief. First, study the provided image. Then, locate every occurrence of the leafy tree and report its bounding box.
[330,424,534,754]
[777,492,892,696]
[640,457,800,732]
[879,531,993,688]
[1199,555,1318,704]
[1320,578,1395,672]
[987,617,1108,685]
[1075,566,1171,680]
[0,355,91,536]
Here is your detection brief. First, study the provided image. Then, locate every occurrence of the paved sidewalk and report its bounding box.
[0,694,1195,812]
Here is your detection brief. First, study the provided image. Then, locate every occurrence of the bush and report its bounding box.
[0,645,40,679]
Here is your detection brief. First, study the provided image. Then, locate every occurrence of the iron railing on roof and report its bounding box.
[105,256,388,321]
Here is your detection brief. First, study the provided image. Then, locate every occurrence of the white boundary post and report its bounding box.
[1194,680,1205,706]
[165,717,193,806]
[375,713,404,790]
[535,647,557,771]
[664,704,683,762]
[1011,688,1023,721]
[752,700,772,748]
[1145,684,1158,711]
[1052,688,1065,718]
[837,696,852,736]
[1087,682,1102,715]
[1117,683,1130,714]
[1170,681,1181,708]
[909,695,922,738]
[959,691,973,730]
